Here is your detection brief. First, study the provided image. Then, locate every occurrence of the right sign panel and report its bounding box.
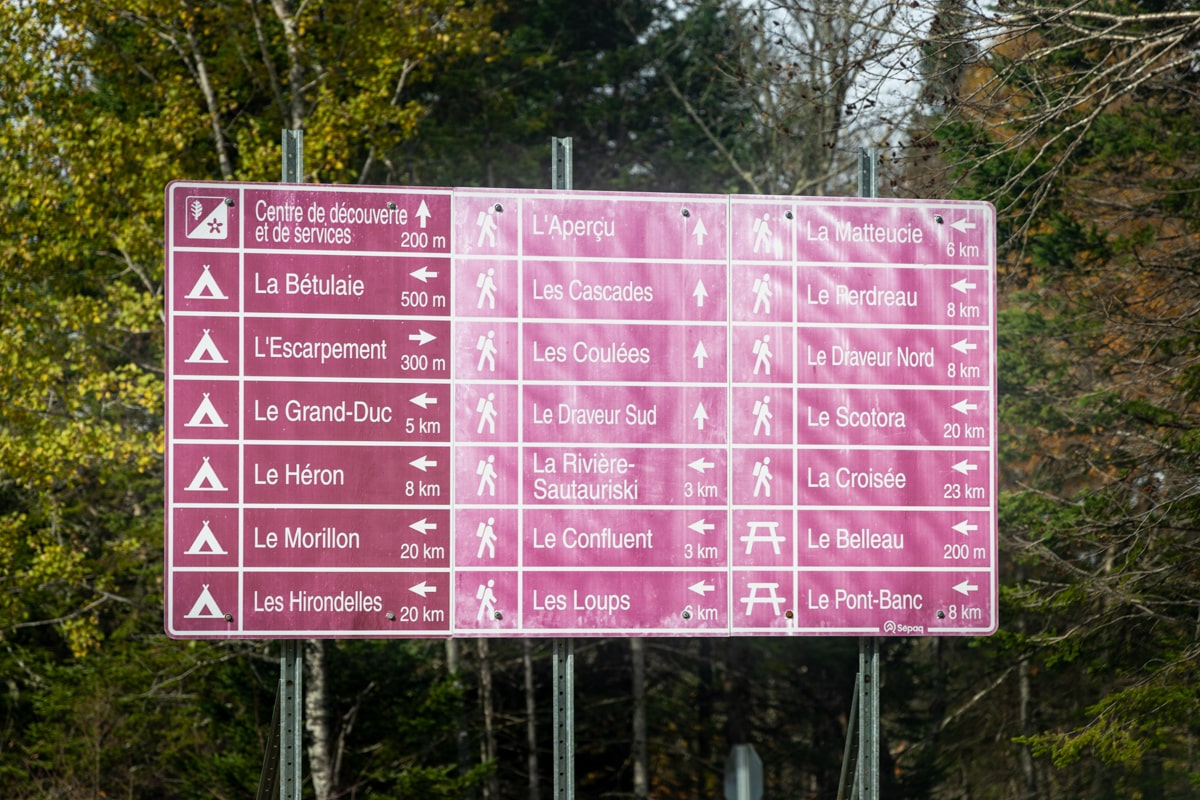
[727,196,996,635]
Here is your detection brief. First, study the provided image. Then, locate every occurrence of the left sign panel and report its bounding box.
[165,181,455,638]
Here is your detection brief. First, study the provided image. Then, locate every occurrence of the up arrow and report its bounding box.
[689,518,715,535]
[693,279,708,307]
[950,217,976,233]
[416,199,432,228]
[409,580,437,598]
[689,580,715,597]
[693,402,709,431]
[952,519,979,536]
[951,338,977,354]
[410,392,438,409]
[409,329,437,346]
[951,398,978,415]
[692,341,709,369]
[410,455,438,472]
[410,266,438,283]
[951,459,979,475]
[410,517,438,535]
[951,278,977,294]
[688,457,715,474]
[692,217,709,246]
[952,579,979,596]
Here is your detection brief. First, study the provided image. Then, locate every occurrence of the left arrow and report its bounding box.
[952,579,979,596]
[410,456,438,472]
[410,392,438,409]
[409,518,437,535]
[689,581,715,597]
[409,581,437,598]
[410,266,438,282]
[951,459,978,475]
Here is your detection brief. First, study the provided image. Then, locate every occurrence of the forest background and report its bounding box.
[1,0,1198,797]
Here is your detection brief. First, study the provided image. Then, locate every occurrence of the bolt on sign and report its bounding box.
[165,182,996,639]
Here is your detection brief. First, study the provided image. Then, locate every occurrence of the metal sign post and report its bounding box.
[856,147,881,800]
[549,135,576,800]
[279,129,304,800]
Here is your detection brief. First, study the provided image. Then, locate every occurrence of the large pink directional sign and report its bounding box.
[166,183,996,638]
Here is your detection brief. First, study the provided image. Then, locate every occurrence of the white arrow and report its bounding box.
[951,338,977,354]
[952,579,979,596]
[688,457,715,474]
[408,329,437,346]
[692,217,709,246]
[693,402,709,431]
[950,217,976,233]
[693,341,709,369]
[951,278,977,294]
[410,392,438,409]
[689,518,715,535]
[409,517,438,535]
[952,519,978,536]
[409,580,437,598]
[410,455,438,472]
[689,580,716,597]
[952,459,979,475]
[410,266,438,283]
[416,199,432,228]
[693,279,708,307]
[951,398,979,415]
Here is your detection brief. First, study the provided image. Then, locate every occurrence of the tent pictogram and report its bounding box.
[185,263,228,299]
[185,393,228,428]
[185,520,228,555]
[185,584,226,619]
[185,329,228,364]
[185,456,227,492]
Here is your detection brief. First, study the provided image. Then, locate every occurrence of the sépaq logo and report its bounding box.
[185,196,230,240]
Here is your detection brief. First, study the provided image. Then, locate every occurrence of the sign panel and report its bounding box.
[165,182,996,638]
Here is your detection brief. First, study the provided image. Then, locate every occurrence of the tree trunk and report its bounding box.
[478,638,499,800]
[447,639,475,798]
[305,640,335,800]
[524,640,541,800]
[631,638,649,798]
